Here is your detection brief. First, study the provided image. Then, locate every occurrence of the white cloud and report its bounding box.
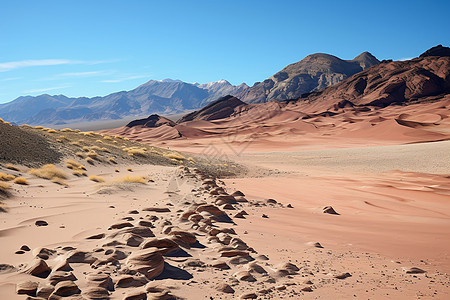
[101,75,148,83]
[0,59,76,72]
[23,85,71,94]
[0,58,120,72]
[0,77,21,81]
[398,57,414,61]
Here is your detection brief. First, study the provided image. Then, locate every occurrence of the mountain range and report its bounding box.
[237,51,380,103]
[0,51,381,126]
[0,79,248,125]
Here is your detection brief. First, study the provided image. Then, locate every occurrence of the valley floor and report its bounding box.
[0,140,449,299]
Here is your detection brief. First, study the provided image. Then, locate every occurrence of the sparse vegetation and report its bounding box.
[89,175,105,183]
[47,129,57,133]
[115,175,147,184]
[85,157,94,165]
[66,160,86,171]
[86,151,98,159]
[164,152,186,161]
[127,168,133,172]
[5,164,20,171]
[108,157,117,164]
[0,172,15,181]
[72,170,87,177]
[61,128,75,132]
[76,152,85,158]
[123,147,147,156]
[29,164,68,182]
[0,181,11,190]
[13,177,28,185]
[103,136,113,140]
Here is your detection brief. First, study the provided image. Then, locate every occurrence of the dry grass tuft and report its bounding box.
[85,157,95,165]
[5,164,20,171]
[108,157,117,164]
[66,160,87,171]
[61,128,75,132]
[72,170,87,177]
[123,147,147,156]
[13,177,28,185]
[89,175,105,183]
[114,169,119,172]
[0,172,16,181]
[127,168,133,172]
[0,181,11,190]
[86,151,98,159]
[29,164,68,181]
[103,136,113,140]
[164,152,185,161]
[115,175,147,184]
[76,152,85,158]
[34,126,44,129]
[47,129,57,133]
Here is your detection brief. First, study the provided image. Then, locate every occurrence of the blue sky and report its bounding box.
[0,0,449,103]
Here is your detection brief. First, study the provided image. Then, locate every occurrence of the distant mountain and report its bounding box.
[178,95,247,123]
[237,51,380,103]
[0,79,247,125]
[126,114,176,128]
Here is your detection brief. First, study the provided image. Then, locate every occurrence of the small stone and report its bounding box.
[301,286,313,292]
[216,283,235,293]
[323,206,339,215]
[124,291,147,300]
[240,293,258,299]
[35,220,48,226]
[262,214,269,218]
[406,267,426,274]
[275,285,286,291]
[334,272,352,279]
[20,245,31,251]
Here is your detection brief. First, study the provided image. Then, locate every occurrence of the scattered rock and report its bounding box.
[275,285,286,291]
[231,191,245,197]
[32,247,56,260]
[334,272,352,279]
[66,250,96,264]
[406,267,426,274]
[141,238,180,255]
[216,283,235,293]
[287,204,293,208]
[128,210,139,214]
[247,262,267,274]
[211,262,230,270]
[86,233,105,240]
[23,259,51,277]
[16,281,38,295]
[110,222,134,229]
[170,230,197,245]
[323,206,339,215]
[48,271,77,285]
[301,286,313,292]
[53,280,80,296]
[83,286,110,300]
[116,275,148,288]
[35,220,48,226]
[20,245,31,251]
[86,273,114,290]
[143,207,171,213]
[36,285,55,298]
[266,198,277,204]
[124,291,147,300]
[240,293,258,299]
[234,270,256,282]
[138,220,153,227]
[313,242,323,248]
[262,214,269,218]
[125,248,165,280]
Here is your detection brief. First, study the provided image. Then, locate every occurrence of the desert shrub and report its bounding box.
[0,181,11,190]
[5,164,20,171]
[34,126,44,129]
[114,169,119,172]
[115,175,147,184]
[13,177,28,185]
[164,152,185,161]
[61,128,74,132]
[47,129,57,133]
[85,157,94,165]
[70,141,81,147]
[72,170,87,177]
[86,151,98,159]
[75,152,85,158]
[29,164,68,181]
[89,175,105,183]
[0,172,15,181]
[56,139,63,143]
[127,168,133,172]
[108,157,117,164]
[114,135,123,139]
[82,131,95,137]
[123,147,147,156]
[103,136,113,140]
[66,160,86,170]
